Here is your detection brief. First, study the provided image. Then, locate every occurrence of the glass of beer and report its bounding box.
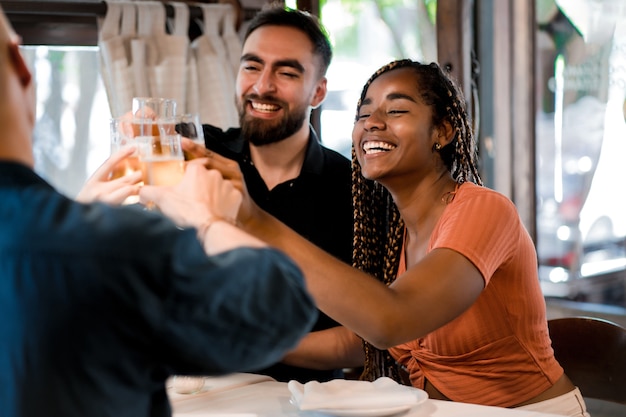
[137,133,185,210]
[131,97,178,141]
[109,116,142,181]
[175,113,205,146]
[137,133,185,187]
[132,97,177,120]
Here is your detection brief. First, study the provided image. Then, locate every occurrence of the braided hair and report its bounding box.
[351,59,482,383]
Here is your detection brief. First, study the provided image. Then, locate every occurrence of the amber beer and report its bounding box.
[109,117,143,181]
[109,155,142,181]
[131,121,160,137]
[141,157,185,186]
[138,134,185,186]
[109,118,176,181]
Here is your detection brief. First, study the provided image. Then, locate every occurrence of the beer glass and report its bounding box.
[109,116,142,181]
[175,113,205,146]
[132,97,177,120]
[137,133,185,187]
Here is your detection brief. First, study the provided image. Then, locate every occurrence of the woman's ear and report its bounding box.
[438,119,455,147]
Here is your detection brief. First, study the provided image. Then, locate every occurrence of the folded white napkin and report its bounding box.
[288,377,421,411]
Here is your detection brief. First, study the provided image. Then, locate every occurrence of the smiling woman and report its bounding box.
[204,58,589,416]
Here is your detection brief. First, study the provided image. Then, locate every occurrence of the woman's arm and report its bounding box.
[245,208,483,348]
[281,326,365,370]
[196,150,484,348]
[182,153,484,348]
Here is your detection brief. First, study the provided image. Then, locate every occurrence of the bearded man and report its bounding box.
[191,5,353,383]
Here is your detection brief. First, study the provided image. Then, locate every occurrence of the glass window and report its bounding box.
[21,1,438,195]
[536,1,626,307]
[318,0,438,158]
[22,46,111,198]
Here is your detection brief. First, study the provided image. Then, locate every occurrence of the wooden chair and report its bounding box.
[548,316,626,404]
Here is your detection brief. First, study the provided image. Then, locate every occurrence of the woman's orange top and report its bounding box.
[388,182,563,407]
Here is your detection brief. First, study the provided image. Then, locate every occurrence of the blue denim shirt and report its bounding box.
[0,162,317,417]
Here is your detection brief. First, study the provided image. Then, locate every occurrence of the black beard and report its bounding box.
[238,99,308,146]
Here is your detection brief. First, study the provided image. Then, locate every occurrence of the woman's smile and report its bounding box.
[362,140,397,155]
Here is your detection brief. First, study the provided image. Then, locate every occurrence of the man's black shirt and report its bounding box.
[202,124,354,383]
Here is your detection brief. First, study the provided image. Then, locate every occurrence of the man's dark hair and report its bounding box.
[243,3,333,76]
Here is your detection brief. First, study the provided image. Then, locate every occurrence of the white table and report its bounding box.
[168,373,564,417]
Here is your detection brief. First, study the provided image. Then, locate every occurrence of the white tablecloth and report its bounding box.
[168,373,564,417]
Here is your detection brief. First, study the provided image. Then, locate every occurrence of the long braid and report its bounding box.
[351,60,481,384]
[352,147,404,382]
[432,63,482,185]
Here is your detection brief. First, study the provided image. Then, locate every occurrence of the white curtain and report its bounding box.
[188,3,240,128]
[97,0,241,129]
[98,1,137,118]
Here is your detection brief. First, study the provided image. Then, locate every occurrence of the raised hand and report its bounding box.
[76,147,143,205]
[139,158,242,230]
[181,136,211,161]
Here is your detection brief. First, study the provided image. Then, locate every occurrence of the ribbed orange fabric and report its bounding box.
[388,182,563,407]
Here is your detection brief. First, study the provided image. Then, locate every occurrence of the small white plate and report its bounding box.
[315,403,413,417]
[295,388,428,417]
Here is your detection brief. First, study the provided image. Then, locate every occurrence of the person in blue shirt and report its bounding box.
[0,7,317,417]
